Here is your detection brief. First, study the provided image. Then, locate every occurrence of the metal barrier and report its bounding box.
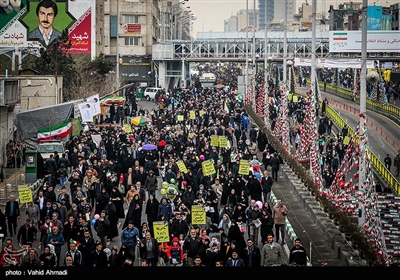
[320,82,400,122]
[325,102,400,195]
[293,92,400,195]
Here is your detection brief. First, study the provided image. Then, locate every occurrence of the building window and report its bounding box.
[125,15,139,24]
[125,37,140,46]
[110,15,117,38]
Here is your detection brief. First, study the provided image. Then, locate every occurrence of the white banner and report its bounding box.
[78,102,94,123]
[329,30,400,53]
[86,94,101,116]
[294,58,376,69]
[91,134,102,148]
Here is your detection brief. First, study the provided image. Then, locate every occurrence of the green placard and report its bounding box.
[71,118,81,137]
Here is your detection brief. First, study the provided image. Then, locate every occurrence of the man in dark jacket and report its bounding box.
[90,242,109,267]
[270,153,281,182]
[139,231,159,267]
[144,170,158,198]
[289,238,308,266]
[261,170,273,203]
[183,228,202,266]
[243,238,261,267]
[170,213,189,240]
[5,194,20,237]
[44,154,58,185]
[17,218,37,246]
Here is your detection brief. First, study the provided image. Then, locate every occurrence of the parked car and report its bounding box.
[144,87,162,101]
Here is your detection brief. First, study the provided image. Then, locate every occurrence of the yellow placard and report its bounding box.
[189,111,196,120]
[202,160,216,176]
[238,160,250,175]
[176,160,188,174]
[343,136,350,145]
[199,110,205,116]
[123,124,132,133]
[18,186,33,203]
[191,205,206,225]
[219,136,228,148]
[288,94,293,101]
[292,95,298,103]
[153,221,170,243]
[210,135,219,147]
[177,115,184,121]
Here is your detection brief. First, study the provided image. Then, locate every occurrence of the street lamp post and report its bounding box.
[282,59,293,152]
[115,0,120,92]
[245,0,249,104]
[163,0,189,40]
[358,0,368,226]
[264,56,272,126]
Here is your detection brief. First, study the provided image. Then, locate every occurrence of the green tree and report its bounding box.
[30,30,116,101]
[68,53,116,100]
[32,29,78,101]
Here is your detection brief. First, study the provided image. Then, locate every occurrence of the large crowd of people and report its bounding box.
[0,63,310,268]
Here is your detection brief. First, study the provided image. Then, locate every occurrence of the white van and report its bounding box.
[144,87,162,101]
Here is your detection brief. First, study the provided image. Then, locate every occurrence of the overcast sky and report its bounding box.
[189,0,397,36]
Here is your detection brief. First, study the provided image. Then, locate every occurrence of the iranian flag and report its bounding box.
[37,121,72,142]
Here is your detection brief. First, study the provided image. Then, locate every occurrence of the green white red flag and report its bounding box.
[37,120,72,142]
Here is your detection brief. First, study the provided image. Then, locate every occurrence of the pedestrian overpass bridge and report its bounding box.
[152,31,399,89]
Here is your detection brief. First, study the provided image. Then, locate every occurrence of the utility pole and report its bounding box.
[245,0,249,103]
[115,0,120,93]
[358,0,368,226]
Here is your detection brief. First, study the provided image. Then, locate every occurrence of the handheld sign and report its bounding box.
[219,136,228,148]
[189,111,196,120]
[238,160,250,175]
[343,136,350,145]
[191,205,206,225]
[210,135,219,147]
[176,160,188,174]
[18,185,33,203]
[202,160,216,176]
[177,115,184,121]
[153,221,170,243]
[123,124,132,133]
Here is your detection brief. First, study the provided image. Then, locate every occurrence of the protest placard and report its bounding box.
[219,136,229,148]
[202,160,216,176]
[176,160,188,174]
[238,160,250,175]
[191,205,206,225]
[153,221,170,243]
[18,186,33,203]
[210,135,219,147]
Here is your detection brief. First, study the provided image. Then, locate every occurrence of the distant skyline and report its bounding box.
[189,0,399,36]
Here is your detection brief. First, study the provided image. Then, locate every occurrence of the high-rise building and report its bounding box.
[258,0,295,30]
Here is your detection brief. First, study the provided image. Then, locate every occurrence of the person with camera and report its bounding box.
[272,198,288,245]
